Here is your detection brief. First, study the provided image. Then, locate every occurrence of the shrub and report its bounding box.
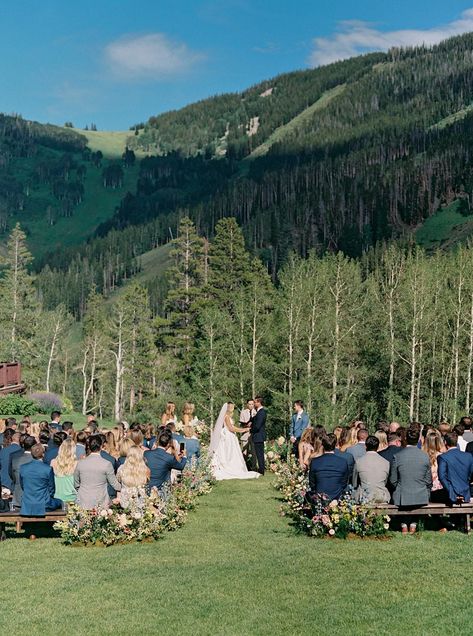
[28,392,64,414]
[0,394,37,416]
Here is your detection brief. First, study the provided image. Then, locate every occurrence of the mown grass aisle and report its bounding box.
[2,478,473,635]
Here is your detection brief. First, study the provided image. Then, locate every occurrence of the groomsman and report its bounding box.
[289,400,310,456]
[250,397,267,475]
[239,399,256,462]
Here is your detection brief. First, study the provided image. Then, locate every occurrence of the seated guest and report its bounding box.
[44,431,67,465]
[376,421,390,434]
[19,444,62,516]
[49,411,62,431]
[75,430,87,459]
[10,435,36,507]
[438,422,451,438]
[459,416,473,444]
[438,432,473,503]
[389,421,400,433]
[309,433,349,502]
[422,430,445,502]
[453,424,467,451]
[183,425,201,466]
[86,420,99,434]
[334,430,355,483]
[298,427,315,471]
[143,424,156,450]
[0,429,21,492]
[62,421,74,438]
[129,428,148,452]
[51,438,78,503]
[389,429,432,509]
[346,429,368,461]
[379,432,402,465]
[74,435,121,510]
[97,433,117,470]
[117,438,135,468]
[374,430,388,452]
[353,435,390,503]
[144,430,187,492]
[104,431,120,460]
[117,446,151,507]
[39,430,50,450]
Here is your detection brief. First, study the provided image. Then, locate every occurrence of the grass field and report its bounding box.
[415,199,473,250]
[2,477,473,635]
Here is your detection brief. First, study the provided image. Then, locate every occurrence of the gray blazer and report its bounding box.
[346,443,366,462]
[74,453,121,510]
[11,451,33,506]
[389,446,432,507]
[353,452,390,503]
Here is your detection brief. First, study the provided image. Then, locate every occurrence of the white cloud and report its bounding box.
[105,33,205,79]
[309,8,473,67]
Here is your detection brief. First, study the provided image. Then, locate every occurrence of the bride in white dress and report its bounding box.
[209,402,260,481]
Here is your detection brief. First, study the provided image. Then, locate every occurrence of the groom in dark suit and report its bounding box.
[250,396,266,475]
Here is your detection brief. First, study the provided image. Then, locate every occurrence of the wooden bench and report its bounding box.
[0,509,67,540]
[368,503,473,533]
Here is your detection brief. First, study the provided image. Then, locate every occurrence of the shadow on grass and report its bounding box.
[2,522,61,540]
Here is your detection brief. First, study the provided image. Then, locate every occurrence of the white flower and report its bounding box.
[385,515,391,522]
[107,509,113,517]
[328,528,335,536]
[100,509,108,518]
[277,436,285,446]
[383,523,389,530]
[132,512,142,520]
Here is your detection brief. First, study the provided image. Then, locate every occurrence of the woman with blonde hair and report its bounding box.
[29,422,41,441]
[129,428,147,451]
[374,430,388,452]
[105,431,120,459]
[117,446,151,508]
[298,427,316,470]
[161,402,176,426]
[51,438,77,503]
[423,430,445,501]
[183,424,200,465]
[117,437,135,468]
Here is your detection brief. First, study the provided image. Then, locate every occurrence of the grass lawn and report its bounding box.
[1,477,473,635]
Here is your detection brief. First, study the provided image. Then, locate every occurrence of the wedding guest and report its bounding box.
[0,429,20,491]
[379,432,402,465]
[129,428,147,451]
[75,430,87,459]
[49,411,62,431]
[339,427,354,452]
[183,425,200,465]
[51,438,78,503]
[104,431,120,459]
[376,421,390,434]
[438,432,473,503]
[143,424,156,450]
[346,429,368,461]
[62,421,74,437]
[10,435,35,507]
[309,434,349,501]
[453,424,467,451]
[422,430,445,503]
[117,438,135,468]
[438,422,451,439]
[353,435,390,503]
[0,419,5,447]
[19,444,62,516]
[117,446,151,508]
[397,426,407,447]
[144,430,187,492]
[74,435,121,509]
[297,427,314,470]
[289,400,310,456]
[389,429,432,533]
[39,430,50,450]
[44,431,67,465]
[161,402,176,426]
[334,430,355,482]
[374,430,388,452]
[460,416,473,444]
[389,422,400,433]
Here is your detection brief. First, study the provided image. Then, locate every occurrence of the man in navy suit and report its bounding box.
[10,435,36,507]
[0,429,21,491]
[19,444,62,516]
[250,396,267,475]
[44,431,67,465]
[49,410,62,431]
[144,430,187,492]
[438,432,473,503]
[309,433,349,501]
[289,400,310,456]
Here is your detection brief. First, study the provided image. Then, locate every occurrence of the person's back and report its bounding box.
[183,426,200,465]
[309,434,349,501]
[346,429,368,461]
[379,432,403,465]
[0,430,21,491]
[333,447,355,483]
[438,432,473,503]
[144,430,187,490]
[389,430,432,507]
[353,436,390,503]
[19,445,61,516]
[11,435,36,507]
[74,436,121,509]
[44,431,67,466]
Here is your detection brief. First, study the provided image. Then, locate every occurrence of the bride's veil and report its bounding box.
[209,403,228,454]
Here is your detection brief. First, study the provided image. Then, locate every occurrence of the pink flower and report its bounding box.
[329,500,338,508]
[321,515,331,526]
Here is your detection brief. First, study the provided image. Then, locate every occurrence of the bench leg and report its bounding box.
[0,522,5,541]
[16,521,22,533]
[466,513,471,534]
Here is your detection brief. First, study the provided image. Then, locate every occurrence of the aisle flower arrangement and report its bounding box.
[274,460,390,540]
[55,455,215,546]
[265,436,290,470]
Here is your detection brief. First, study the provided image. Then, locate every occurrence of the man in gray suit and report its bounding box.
[389,429,432,508]
[74,435,121,510]
[347,429,368,461]
[10,435,36,507]
[353,435,390,503]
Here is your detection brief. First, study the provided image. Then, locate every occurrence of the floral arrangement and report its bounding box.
[265,436,290,471]
[274,460,390,540]
[55,455,215,546]
[175,417,210,444]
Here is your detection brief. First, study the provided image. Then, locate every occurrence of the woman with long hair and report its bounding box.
[161,402,176,426]
[104,431,120,459]
[298,427,316,470]
[117,446,151,508]
[183,424,200,465]
[423,430,445,501]
[117,437,135,468]
[374,431,388,452]
[51,438,78,503]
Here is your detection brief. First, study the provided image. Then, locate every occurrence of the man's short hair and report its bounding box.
[321,433,337,452]
[87,435,102,454]
[158,430,173,448]
[23,435,36,451]
[76,430,88,444]
[387,432,401,444]
[459,417,472,431]
[254,396,264,406]
[314,424,326,437]
[294,400,303,408]
[444,432,458,448]
[365,435,380,452]
[51,411,61,421]
[406,429,420,446]
[376,421,389,433]
[6,417,17,428]
[53,431,67,447]
[39,431,50,445]
[31,444,44,460]
[357,429,369,441]
[453,424,465,436]
[409,421,422,434]
[62,421,74,432]
[88,420,98,432]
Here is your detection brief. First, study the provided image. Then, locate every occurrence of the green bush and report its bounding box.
[0,394,38,416]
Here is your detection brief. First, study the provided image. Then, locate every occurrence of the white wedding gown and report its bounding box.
[211,422,260,481]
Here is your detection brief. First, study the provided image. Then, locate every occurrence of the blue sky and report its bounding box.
[3,1,473,130]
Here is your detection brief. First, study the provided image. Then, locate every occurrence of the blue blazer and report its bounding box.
[44,446,60,466]
[334,448,355,482]
[290,412,310,439]
[19,459,61,516]
[184,438,200,464]
[144,447,187,489]
[438,448,473,503]
[251,408,267,443]
[0,443,21,490]
[309,453,349,501]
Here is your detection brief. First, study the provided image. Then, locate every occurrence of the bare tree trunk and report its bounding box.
[466,293,473,413]
[46,315,62,392]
